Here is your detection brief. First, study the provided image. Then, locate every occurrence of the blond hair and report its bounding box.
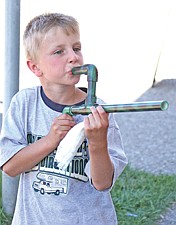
[23,13,80,61]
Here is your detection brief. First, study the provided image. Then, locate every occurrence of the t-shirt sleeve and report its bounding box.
[0,95,28,168]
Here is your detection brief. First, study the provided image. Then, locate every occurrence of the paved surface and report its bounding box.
[115,79,176,224]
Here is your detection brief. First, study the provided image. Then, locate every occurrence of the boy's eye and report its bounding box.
[73,47,81,52]
[54,49,64,55]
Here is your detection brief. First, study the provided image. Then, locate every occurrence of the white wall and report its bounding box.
[0,0,176,108]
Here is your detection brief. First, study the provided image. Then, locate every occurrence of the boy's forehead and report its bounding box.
[41,27,81,47]
[44,26,79,38]
[44,27,80,40]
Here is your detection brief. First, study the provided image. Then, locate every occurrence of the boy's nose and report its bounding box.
[68,50,79,63]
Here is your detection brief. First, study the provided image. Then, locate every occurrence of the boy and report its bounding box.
[0,13,128,225]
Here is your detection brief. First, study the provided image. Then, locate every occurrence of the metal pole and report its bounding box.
[2,0,20,216]
[63,100,169,115]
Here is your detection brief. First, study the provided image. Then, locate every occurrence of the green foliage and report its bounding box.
[0,171,12,225]
[111,165,176,225]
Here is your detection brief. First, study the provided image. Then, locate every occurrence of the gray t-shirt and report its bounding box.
[0,86,128,225]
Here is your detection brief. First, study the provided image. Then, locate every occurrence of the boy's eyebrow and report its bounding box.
[48,40,82,52]
[73,41,81,45]
[55,44,65,48]
[55,42,81,48]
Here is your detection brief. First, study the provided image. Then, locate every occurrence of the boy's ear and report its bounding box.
[27,60,43,77]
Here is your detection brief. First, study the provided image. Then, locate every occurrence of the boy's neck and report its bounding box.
[42,86,86,105]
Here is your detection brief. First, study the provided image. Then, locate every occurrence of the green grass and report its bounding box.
[1,166,176,225]
[111,165,176,225]
[0,172,13,225]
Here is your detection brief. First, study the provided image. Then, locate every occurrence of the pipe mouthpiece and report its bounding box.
[161,101,169,111]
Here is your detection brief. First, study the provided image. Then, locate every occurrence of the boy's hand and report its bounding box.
[84,105,109,146]
[46,114,76,149]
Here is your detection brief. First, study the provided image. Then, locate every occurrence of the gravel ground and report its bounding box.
[158,204,176,225]
[115,79,176,225]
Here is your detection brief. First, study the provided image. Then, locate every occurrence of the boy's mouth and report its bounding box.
[67,70,73,75]
[66,65,81,75]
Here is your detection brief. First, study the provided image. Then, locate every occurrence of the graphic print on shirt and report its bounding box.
[32,172,68,195]
[27,133,89,196]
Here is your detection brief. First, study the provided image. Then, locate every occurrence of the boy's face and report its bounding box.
[32,27,84,87]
